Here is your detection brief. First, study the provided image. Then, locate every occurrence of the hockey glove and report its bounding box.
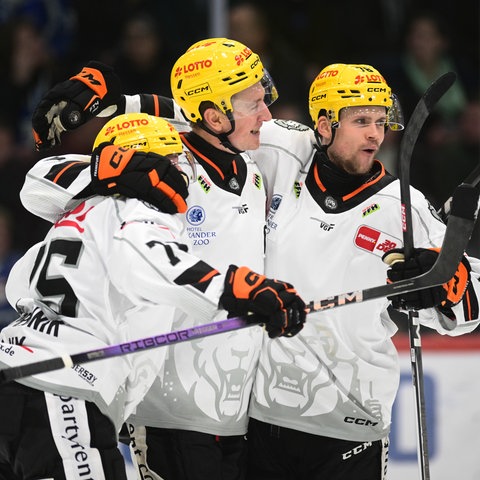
[220,265,306,338]
[32,61,122,151]
[383,248,471,311]
[91,142,189,214]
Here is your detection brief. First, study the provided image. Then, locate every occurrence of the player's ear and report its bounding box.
[316,116,331,138]
[202,107,229,134]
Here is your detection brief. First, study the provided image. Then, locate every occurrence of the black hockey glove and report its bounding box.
[32,61,122,151]
[220,265,306,338]
[383,248,471,311]
[91,142,189,214]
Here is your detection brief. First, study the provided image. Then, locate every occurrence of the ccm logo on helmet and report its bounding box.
[250,57,261,69]
[311,94,327,102]
[185,84,212,96]
[367,87,388,93]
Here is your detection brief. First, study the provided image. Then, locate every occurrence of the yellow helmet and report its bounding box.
[309,63,403,130]
[171,37,278,122]
[93,113,183,156]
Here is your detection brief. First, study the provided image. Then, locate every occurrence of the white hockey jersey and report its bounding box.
[247,119,480,441]
[18,116,480,442]
[17,134,267,436]
[128,133,266,435]
[0,192,226,432]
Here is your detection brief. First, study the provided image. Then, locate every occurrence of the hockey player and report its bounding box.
[244,63,480,479]
[21,39,306,480]
[0,113,306,479]
[27,56,480,478]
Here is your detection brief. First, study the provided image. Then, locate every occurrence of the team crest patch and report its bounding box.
[324,196,338,210]
[229,177,240,190]
[273,119,310,131]
[186,205,206,225]
[354,225,401,257]
[269,194,282,213]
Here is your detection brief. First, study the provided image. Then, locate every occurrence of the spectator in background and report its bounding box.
[112,12,174,96]
[420,98,480,258]
[393,11,473,124]
[0,117,49,251]
[0,17,56,150]
[375,10,478,206]
[228,1,310,123]
[0,207,22,328]
[0,0,76,57]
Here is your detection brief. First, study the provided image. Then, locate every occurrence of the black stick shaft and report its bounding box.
[397,71,457,480]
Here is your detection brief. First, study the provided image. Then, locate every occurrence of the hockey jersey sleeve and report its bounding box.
[250,119,316,203]
[20,154,92,222]
[23,96,191,223]
[408,187,480,335]
[107,204,224,321]
[123,94,190,132]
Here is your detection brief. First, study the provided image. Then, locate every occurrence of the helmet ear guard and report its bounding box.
[308,63,404,131]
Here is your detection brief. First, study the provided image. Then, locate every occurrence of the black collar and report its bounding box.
[305,150,395,213]
[182,132,247,194]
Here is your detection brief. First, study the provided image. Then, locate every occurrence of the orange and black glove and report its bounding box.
[32,61,122,151]
[220,265,306,338]
[383,248,471,311]
[90,142,189,214]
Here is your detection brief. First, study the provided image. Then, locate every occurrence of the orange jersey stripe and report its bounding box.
[181,134,225,180]
[53,162,87,184]
[153,95,160,117]
[198,269,220,283]
[313,160,386,201]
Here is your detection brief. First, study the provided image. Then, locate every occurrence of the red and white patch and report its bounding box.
[355,225,401,257]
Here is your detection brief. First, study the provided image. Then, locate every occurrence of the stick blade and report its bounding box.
[422,71,457,112]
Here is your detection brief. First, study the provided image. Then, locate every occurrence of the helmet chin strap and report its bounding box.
[313,125,337,153]
[198,112,244,154]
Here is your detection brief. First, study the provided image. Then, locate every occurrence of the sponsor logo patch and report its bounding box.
[186,205,206,226]
[362,203,380,217]
[355,225,401,256]
[293,181,302,198]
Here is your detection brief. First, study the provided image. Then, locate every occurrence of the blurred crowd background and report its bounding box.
[0,0,478,326]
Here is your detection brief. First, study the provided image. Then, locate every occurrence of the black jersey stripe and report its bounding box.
[174,261,220,293]
[45,161,89,189]
[139,94,175,118]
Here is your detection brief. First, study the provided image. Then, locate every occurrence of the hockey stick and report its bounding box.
[0,184,477,385]
[399,71,457,248]
[397,71,457,480]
